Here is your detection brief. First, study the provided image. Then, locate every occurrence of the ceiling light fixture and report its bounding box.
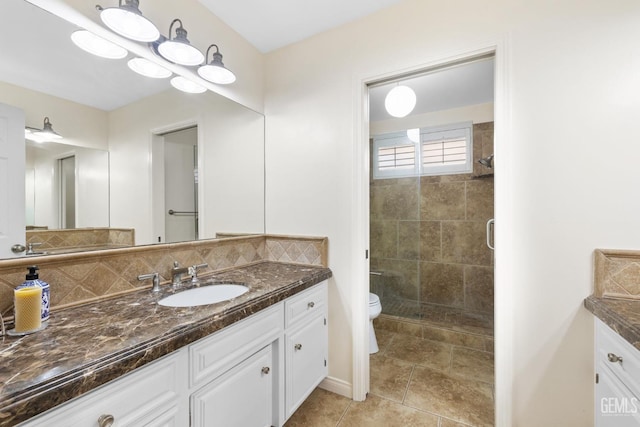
[385,85,417,118]
[197,44,236,85]
[170,76,206,93]
[127,57,172,78]
[70,29,128,59]
[158,19,204,66]
[97,0,160,42]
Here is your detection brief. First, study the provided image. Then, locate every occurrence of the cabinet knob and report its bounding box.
[607,353,623,364]
[294,343,302,351]
[261,366,270,375]
[98,414,115,427]
[308,301,315,308]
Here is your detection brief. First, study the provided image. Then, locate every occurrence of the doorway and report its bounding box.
[59,155,75,229]
[152,126,199,244]
[359,53,498,425]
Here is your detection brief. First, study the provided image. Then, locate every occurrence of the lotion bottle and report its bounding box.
[16,266,50,323]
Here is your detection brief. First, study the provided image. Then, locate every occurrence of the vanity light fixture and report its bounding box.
[197,44,236,85]
[25,117,63,143]
[127,57,172,78]
[385,84,417,118]
[71,29,128,59]
[97,0,160,42]
[170,76,206,93]
[157,19,204,66]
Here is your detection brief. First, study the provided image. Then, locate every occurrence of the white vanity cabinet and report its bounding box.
[188,303,284,427]
[20,351,189,427]
[284,283,328,418]
[19,281,328,427]
[595,318,640,426]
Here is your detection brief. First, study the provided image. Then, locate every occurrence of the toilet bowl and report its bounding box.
[369,293,382,354]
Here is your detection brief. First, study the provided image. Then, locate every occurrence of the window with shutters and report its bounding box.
[372,122,472,179]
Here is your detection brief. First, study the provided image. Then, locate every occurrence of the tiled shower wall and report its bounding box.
[370,122,494,315]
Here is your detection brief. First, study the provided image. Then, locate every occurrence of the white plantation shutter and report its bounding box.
[373,122,472,179]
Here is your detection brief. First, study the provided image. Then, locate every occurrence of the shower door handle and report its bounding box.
[486,219,495,250]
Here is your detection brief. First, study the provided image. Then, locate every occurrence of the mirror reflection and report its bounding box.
[0,0,265,259]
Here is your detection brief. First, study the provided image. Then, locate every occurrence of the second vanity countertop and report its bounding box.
[584,295,640,350]
[0,261,332,426]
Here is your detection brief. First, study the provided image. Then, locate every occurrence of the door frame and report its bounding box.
[351,39,514,426]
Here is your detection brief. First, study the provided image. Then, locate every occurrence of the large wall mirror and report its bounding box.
[0,0,265,259]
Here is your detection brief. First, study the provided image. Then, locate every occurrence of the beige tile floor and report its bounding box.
[285,328,494,427]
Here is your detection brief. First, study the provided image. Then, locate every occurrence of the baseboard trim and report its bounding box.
[319,376,352,398]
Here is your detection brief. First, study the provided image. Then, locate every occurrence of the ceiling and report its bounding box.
[197,0,407,53]
[368,58,495,122]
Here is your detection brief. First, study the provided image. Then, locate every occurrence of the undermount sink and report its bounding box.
[158,283,249,307]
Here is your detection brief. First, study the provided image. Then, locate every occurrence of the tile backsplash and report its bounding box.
[0,234,328,316]
[26,228,135,252]
[594,249,640,299]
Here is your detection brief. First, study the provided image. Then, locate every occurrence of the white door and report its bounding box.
[0,102,25,258]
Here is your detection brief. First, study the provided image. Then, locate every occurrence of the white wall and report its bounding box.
[265,0,640,425]
[370,102,494,136]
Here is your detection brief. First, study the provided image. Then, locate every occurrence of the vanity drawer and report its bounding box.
[20,352,185,427]
[285,282,327,328]
[189,302,284,389]
[596,318,640,398]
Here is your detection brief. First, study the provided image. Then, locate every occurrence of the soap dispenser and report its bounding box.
[16,266,50,323]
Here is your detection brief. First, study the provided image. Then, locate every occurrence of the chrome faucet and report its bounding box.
[171,262,189,288]
[188,263,209,284]
[138,272,161,292]
[26,242,46,256]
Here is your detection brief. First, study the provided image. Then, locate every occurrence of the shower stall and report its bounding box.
[369,122,495,336]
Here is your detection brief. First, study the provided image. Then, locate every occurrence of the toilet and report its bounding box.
[369,293,382,354]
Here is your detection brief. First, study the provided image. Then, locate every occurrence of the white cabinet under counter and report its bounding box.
[19,281,329,427]
[595,318,640,426]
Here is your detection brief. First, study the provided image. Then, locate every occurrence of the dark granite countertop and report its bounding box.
[0,261,332,426]
[584,295,640,350]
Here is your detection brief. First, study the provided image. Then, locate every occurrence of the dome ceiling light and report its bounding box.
[197,44,236,85]
[385,85,417,118]
[97,0,160,42]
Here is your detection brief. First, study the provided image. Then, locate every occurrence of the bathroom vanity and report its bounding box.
[585,296,640,426]
[585,249,640,426]
[0,261,331,427]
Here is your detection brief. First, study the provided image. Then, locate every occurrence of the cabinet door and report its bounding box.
[285,314,328,418]
[191,345,273,427]
[596,363,640,426]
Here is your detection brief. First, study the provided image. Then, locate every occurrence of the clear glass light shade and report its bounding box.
[128,57,171,78]
[407,128,420,143]
[158,41,204,66]
[170,76,206,93]
[197,64,236,85]
[71,30,128,59]
[385,85,417,118]
[100,7,160,42]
